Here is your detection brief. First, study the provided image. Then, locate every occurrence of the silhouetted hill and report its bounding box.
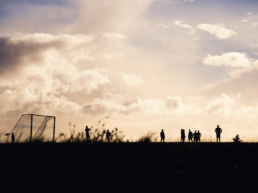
[1,142,258,192]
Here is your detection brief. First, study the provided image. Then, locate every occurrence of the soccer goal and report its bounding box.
[8,114,56,142]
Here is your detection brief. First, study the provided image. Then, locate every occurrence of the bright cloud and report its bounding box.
[102,32,126,39]
[121,73,145,86]
[104,53,126,59]
[240,20,248,22]
[174,20,195,35]
[202,52,251,67]
[197,24,237,39]
[205,93,235,116]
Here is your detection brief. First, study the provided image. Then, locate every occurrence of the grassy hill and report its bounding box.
[1,142,257,192]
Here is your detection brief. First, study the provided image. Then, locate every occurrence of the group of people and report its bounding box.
[181,129,202,142]
[160,125,223,143]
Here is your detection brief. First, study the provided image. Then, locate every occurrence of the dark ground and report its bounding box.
[1,142,258,192]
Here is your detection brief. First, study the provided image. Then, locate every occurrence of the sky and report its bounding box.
[0,0,258,141]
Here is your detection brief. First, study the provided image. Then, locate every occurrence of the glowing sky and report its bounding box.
[0,0,258,141]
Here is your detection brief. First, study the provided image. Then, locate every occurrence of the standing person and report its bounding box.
[215,125,222,142]
[160,129,165,142]
[193,131,198,142]
[188,130,193,142]
[106,130,111,143]
[11,133,15,143]
[197,130,202,142]
[85,126,91,141]
[181,129,185,142]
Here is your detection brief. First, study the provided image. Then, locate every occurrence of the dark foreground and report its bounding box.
[1,142,258,192]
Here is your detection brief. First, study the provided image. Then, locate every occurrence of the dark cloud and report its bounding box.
[0,36,63,74]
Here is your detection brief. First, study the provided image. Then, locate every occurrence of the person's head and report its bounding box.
[189,130,191,132]
[85,126,88,129]
[107,130,109,132]
[12,133,14,135]
[195,131,197,133]
[217,125,219,128]
[162,129,164,132]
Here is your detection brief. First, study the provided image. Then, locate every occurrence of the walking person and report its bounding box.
[106,130,111,143]
[188,130,193,142]
[181,129,185,142]
[11,133,15,143]
[85,126,91,141]
[197,130,202,142]
[215,125,222,142]
[160,129,165,142]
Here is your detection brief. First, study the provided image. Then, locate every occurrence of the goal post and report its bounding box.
[8,114,56,143]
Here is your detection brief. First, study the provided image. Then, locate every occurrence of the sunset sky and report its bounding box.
[0,0,258,141]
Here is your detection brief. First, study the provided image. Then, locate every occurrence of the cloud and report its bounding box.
[250,42,258,47]
[205,93,235,116]
[82,93,184,115]
[0,33,94,74]
[121,73,145,86]
[240,20,248,22]
[202,61,258,96]
[173,20,195,35]
[246,12,252,15]
[252,22,258,27]
[0,64,110,115]
[102,32,126,39]
[0,33,111,115]
[104,53,126,59]
[191,37,198,41]
[202,52,251,68]
[156,23,171,28]
[197,24,237,39]
[176,0,195,4]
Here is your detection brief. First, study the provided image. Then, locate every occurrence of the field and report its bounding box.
[1,142,258,192]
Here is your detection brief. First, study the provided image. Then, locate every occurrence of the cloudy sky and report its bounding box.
[0,0,258,141]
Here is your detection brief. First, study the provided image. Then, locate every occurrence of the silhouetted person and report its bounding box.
[188,130,193,142]
[106,130,111,143]
[85,126,91,141]
[181,129,185,142]
[160,129,165,142]
[11,133,15,143]
[197,130,202,142]
[193,131,198,142]
[215,125,222,142]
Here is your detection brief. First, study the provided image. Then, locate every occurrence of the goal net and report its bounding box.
[8,114,55,142]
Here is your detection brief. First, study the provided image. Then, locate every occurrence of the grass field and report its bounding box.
[2,141,258,192]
